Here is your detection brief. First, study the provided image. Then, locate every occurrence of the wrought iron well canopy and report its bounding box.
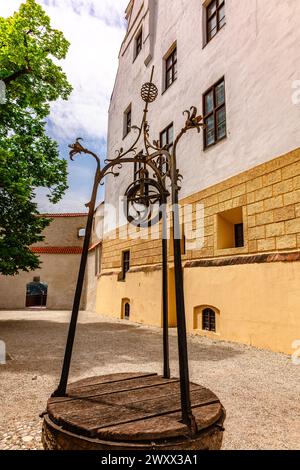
[53,66,204,433]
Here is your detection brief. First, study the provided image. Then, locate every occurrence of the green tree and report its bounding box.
[0,0,72,275]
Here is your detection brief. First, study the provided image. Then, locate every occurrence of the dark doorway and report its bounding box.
[26,277,48,308]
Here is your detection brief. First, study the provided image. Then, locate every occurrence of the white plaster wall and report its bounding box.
[105,0,300,232]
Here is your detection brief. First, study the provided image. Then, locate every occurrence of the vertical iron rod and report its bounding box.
[161,204,170,379]
[52,173,99,397]
[171,183,196,432]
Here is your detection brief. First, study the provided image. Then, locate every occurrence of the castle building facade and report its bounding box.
[0,213,88,310]
[94,0,300,354]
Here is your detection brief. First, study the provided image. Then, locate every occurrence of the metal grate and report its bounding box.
[202,308,216,332]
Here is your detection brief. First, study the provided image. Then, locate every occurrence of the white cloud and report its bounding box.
[42,0,128,141]
[0,0,128,140]
[0,0,128,212]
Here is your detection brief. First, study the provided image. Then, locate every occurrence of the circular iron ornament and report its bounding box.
[141,82,158,103]
[124,178,164,228]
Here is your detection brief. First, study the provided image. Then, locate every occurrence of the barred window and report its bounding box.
[202,308,216,332]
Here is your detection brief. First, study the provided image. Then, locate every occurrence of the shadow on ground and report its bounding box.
[0,319,243,378]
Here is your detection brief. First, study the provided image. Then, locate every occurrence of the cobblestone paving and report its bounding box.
[0,420,43,450]
[0,310,299,450]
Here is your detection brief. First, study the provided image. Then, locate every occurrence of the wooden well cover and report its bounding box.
[47,373,224,445]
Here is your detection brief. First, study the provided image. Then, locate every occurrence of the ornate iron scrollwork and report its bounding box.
[124,174,167,228]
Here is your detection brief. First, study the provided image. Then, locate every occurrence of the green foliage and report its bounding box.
[0,0,72,275]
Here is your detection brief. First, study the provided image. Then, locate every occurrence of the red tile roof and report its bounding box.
[31,246,83,254]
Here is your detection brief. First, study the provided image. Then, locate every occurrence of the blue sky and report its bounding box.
[0,0,128,212]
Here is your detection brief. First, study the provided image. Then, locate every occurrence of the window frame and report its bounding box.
[133,151,143,182]
[203,77,226,149]
[164,46,177,91]
[159,122,174,173]
[134,28,143,61]
[121,250,130,280]
[206,0,226,44]
[123,104,132,138]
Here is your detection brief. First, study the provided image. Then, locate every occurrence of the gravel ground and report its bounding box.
[0,309,299,450]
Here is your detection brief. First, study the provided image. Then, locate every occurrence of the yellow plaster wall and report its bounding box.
[96,269,162,326]
[184,262,300,355]
[96,148,300,354]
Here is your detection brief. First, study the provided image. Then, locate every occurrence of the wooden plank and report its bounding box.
[96,403,223,441]
[49,381,201,415]
[49,387,219,438]
[68,372,156,390]
[49,375,178,405]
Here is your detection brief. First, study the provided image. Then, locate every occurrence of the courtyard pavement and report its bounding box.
[0,309,299,450]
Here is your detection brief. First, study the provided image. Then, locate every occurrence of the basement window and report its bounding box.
[193,305,220,333]
[202,308,216,332]
[217,207,244,249]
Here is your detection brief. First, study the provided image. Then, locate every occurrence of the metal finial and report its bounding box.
[140,66,158,103]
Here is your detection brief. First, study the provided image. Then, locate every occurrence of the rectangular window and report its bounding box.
[165,47,177,90]
[121,250,130,280]
[217,207,244,250]
[206,0,225,43]
[123,105,132,138]
[203,78,226,148]
[134,29,142,60]
[159,123,173,173]
[95,244,102,276]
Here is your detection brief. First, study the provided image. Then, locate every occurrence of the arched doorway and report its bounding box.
[26,277,48,308]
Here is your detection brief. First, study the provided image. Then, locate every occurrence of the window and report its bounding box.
[164,46,177,90]
[121,250,130,280]
[121,298,130,320]
[234,223,244,248]
[160,123,174,151]
[78,228,85,238]
[123,105,132,138]
[206,0,225,43]
[194,305,219,331]
[95,244,102,276]
[158,123,173,173]
[217,207,244,249]
[202,308,216,332]
[203,78,226,148]
[134,29,142,60]
[124,302,130,320]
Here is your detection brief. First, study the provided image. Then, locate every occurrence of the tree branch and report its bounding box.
[3,68,32,85]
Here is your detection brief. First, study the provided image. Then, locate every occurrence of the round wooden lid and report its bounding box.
[47,373,223,442]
